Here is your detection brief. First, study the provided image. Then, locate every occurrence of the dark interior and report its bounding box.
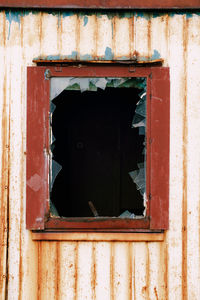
[50,87,145,217]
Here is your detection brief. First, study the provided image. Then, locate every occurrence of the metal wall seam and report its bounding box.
[0,12,9,300]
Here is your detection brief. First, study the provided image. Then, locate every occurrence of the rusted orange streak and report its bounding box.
[76,15,80,60]
[128,242,133,300]
[129,16,134,59]
[146,243,150,299]
[19,17,24,300]
[110,243,114,300]
[182,16,189,300]
[112,16,116,60]
[91,243,96,299]
[163,238,169,300]
[74,242,78,300]
[37,243,42,300]
[148,16,152,58]
[0,13,8,300]
[56,242,60,300]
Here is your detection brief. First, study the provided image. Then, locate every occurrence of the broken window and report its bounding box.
[49,77,147,219]
[26,65,170,231]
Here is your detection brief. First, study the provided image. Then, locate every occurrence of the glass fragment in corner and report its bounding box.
[49,77,146,219]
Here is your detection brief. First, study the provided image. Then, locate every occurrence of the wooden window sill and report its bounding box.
[32,232,164,242]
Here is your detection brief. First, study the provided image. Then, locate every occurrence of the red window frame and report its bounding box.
[26,65,169,232]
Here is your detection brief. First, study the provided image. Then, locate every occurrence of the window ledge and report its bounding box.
[32,232,164,242]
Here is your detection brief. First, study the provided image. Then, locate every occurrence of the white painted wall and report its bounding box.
[0,10,200,299]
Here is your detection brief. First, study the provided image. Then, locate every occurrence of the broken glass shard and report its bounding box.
[51,159,62,190]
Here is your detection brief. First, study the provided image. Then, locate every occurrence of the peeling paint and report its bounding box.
[134,50,161,63]
[3,9,198,41]
[169,11,195,19]
[62,11,74,18]
[79,53,93,60]
[115,55,131,60]
[104,47,114,60]
[33,50,162,62]
[136,12,150,20]
[5,10,34,39]
[83,16,88,26]
[66,51,78,59]
[46,55,63,61]
[57,12,61,28]
[151,50,161,60]
[5,10,22,39]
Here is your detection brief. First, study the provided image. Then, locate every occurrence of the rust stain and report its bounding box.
[182,15,189,300]
[56,242,60,300]
[165,15,169,56]
[129,16,134,59]
[147,16,152,58]
[76,15,80,60]
[163,16,169,299]
[33,58,163,65]
[91,242,96,300]
[146,243,150,299]
[133,245,136,300]
[57,13,62,53]
[112,16,116,60]
[94,15,98,61]
[110,243,114,300]
[19,18,24,299]
[142,285,147,294]
[128,242,133,300]
[162,239,168,300]
[0,12,9,300]
[154,286,159,300]
[37,242,41,300]
[39,12,42,54]
[74,242,78,300]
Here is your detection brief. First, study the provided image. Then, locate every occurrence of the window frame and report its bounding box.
[26,65,169,232]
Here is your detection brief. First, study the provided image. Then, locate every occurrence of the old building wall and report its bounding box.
[0,10,200,299]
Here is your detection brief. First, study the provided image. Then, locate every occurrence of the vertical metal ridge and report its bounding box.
[129,16,134,59]
[147,15,152,58]
[163,239,169,300]
[146,243,150,299]
[128,242,133,300]
[37,242,42,300]
[132,244,136,300]
[182,15,189,300]
[94,14,98,60]
[110,243,114,300]
[74,242,78,300]
[112,16,116,60]
[0,12,9,300]
[76,14,80,60]
[18,16,25,300]
[91,242,96,300]
[57,12,62,54]
[56,242,60,300]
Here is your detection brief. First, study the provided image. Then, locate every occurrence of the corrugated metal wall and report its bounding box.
[0,10,200,299]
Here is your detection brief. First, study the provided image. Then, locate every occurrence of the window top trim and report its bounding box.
[1,0,200,9]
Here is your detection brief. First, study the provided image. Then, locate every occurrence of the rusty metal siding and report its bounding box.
[0,10,200,299]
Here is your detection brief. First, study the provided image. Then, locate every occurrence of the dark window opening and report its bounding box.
[50,85,146,218]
